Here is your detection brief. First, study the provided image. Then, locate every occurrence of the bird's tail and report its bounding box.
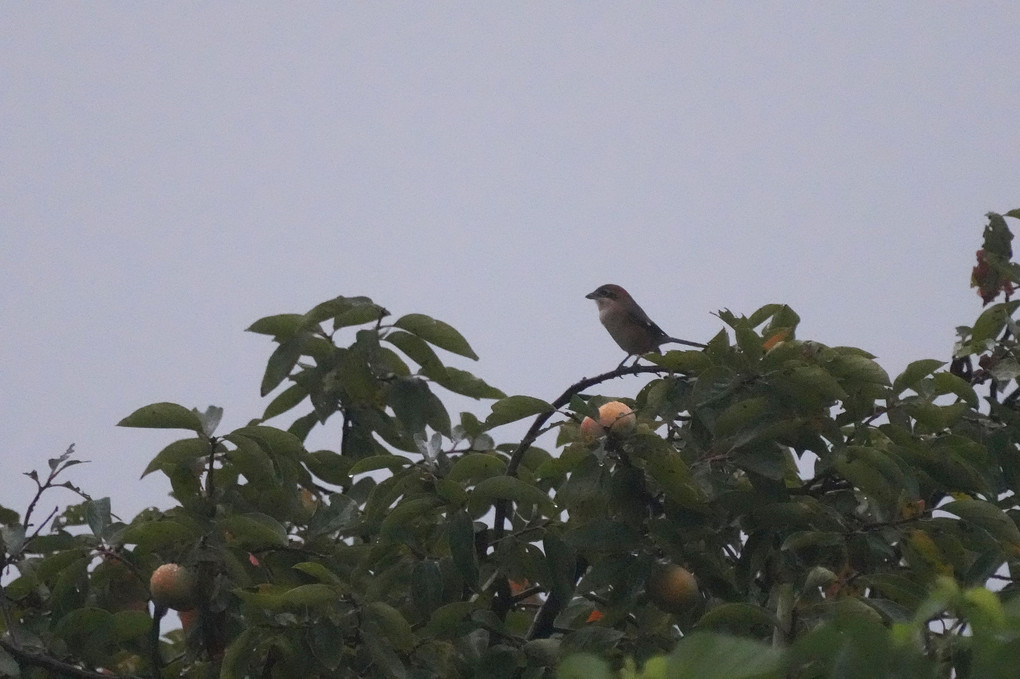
[664,337,707,349]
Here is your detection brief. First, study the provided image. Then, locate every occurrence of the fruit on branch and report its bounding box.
[646,562,699,613]
[149,563,196,611]
[580,400,637,442]
[579,415,604,443]
[178,607,198,634]
[599,401,636,435]
[297,488,318,520]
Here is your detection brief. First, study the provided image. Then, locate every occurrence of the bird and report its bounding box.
[585,284,705,366]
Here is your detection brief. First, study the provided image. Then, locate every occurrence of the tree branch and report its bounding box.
[490,363,681,619]
[505,364,670,477]
[0,637,144,679]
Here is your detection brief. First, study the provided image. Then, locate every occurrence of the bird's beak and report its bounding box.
[585,290,598,300]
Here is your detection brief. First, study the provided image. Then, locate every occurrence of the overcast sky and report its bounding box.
[3,5,1019,520]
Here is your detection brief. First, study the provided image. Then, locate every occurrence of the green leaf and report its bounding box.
[430,366,506,399]
[761,304,801,335]
[385,330,447,375]
[380,497,443,539]
[303,295,386,329]
[485,395,555,429]
[0,505,19,527]
[334,302,388,329]
[829,354,891,386]
[307,494,360,537]
[734,323,764,362]
[280,583,339,608]
[435,478,468,505]
[833,446,908,509]
[231,425,305,459]
[389,377,451,436]
[411,560,444,618]
[260,334,307,396]
[469,475,554,514]
[667,632,781,679]
[220,627,256,679]
[971,302,1020,345]
[234,585,288,610]
[309,620,345,670]
[426,601,477,638]
[84,497,111,540]
[457,411,485,440]
[224,435,277,485]
[647,350,712,373]
[544,532,576,602]
[962,586,1007,632]
[221,513,289,548]
[568,394,601,421]
[118,402,205,433]
[695,603,776,637]
[893,359,946,394]
[140,437,210,477]
[983,212,1014,257]
[349,454,412,475]
[0,647,18,677]
[393,313,478,360]
[448,510,479,590]
[524,639,562,668]
[941,499,1020,551]
[774,365,848,403]
[781,530,845,552]
[557,654,613,679]
[120,519,197,553]
[110,609,151,642]
[714,397,770,437]
[288,412,319,441]
[335,348,380,403]
[292,561,344,586]
[561,628,626,655]
[634,435,703,507]
[448,453,506,483]
[932,372,979,408]
[748,303,797,330]
[303,449,353,485]
[564,519,641,554]
[262,383,308,421]
[246,313,305,339]
[54,607,114,650]
[890,431,989,495]
[365,601,414,652]
[750,500,839,532]
[363,624,409,679]
[691,365,738,407]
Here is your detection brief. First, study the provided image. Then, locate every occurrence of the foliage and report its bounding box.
[3,211,1020,677]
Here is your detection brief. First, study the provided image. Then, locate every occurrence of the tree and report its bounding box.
[3,210,1020,679]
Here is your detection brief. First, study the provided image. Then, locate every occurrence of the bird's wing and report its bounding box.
[627,306,669,342]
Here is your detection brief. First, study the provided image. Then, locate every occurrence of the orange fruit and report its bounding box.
[149,563,196,611]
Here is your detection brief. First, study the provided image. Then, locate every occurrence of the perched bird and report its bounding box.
[585,284,705,366]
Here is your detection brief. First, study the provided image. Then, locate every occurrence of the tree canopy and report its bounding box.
[4,210,1020,678]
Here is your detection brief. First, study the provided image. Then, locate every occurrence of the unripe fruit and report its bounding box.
[598,401,636,435]
[150,563,196,611]
[647,563,699,614]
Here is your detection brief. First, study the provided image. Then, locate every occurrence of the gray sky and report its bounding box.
[3,5,1019,520]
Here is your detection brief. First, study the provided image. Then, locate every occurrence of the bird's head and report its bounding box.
[585,284,631,308]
